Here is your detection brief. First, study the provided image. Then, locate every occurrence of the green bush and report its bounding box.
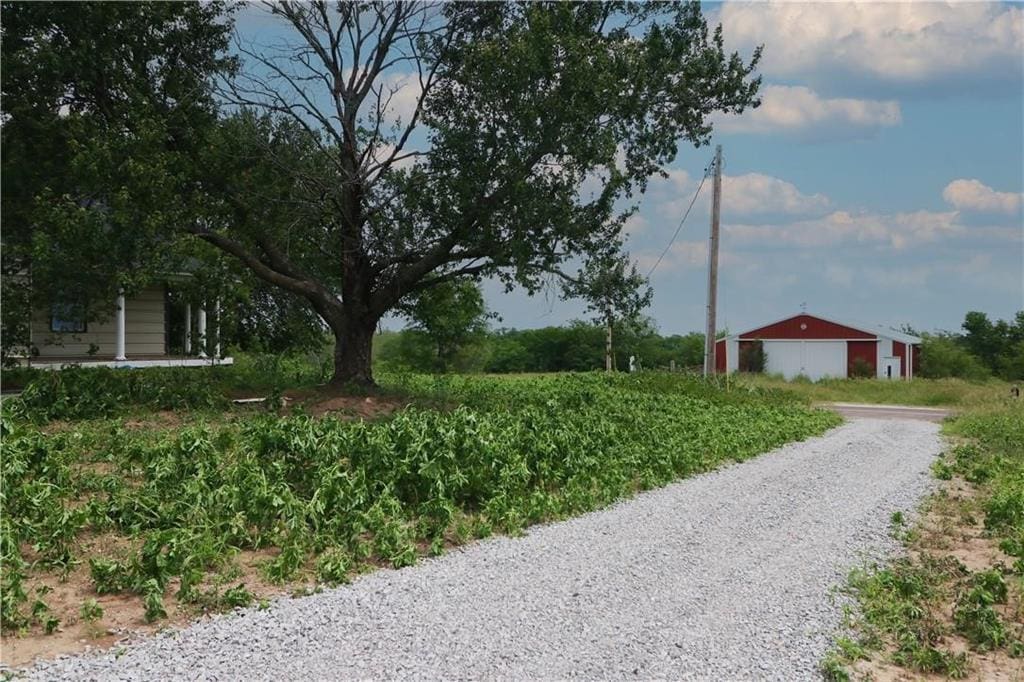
[850,357,875,379]
[738,341,766,373]
[918,336,990,381]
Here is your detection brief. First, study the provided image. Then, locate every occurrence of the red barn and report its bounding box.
[714,313,921,380]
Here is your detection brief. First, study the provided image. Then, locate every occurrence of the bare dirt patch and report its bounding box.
[122,410,185,431]
[301,393,407,419]
[0,544,300,669]
[227,386,411,421]
[277,386,411,420]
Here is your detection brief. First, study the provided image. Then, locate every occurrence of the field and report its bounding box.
[0,366,839,666]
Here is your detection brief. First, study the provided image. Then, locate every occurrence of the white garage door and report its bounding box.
[804,342,847,380]
[763,341,804,379]
[763,341,847,380]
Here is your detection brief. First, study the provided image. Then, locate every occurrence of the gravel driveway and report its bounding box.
[23,418,940,681]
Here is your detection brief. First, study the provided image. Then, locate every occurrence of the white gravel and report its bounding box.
[20,417,940,681]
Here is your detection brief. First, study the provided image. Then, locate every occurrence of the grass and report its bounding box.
[738,374,1013,408]
[0,370,839,662]
[822,399,1024,680]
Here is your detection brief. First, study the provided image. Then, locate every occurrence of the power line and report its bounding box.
[645,157,714,278]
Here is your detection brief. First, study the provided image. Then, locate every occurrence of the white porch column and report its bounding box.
[197,305,208,358]
[214,299,221,359]
[184,303,192,354]
[114,289,127,361]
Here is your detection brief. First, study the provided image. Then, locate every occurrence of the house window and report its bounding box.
[50,302,87,333]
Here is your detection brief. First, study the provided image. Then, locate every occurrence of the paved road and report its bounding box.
[826,402,952,423]
[26,419,941,682]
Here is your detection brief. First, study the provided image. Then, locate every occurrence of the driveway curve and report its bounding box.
[24,418,940,681]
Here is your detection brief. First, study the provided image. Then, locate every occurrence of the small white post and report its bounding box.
[184,303,192,355]
[197,305,208,359]
[114,290,127,361]
[214,299,221,360]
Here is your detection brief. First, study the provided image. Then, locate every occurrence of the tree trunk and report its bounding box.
[330,317,377,387]
[605,311,613,372]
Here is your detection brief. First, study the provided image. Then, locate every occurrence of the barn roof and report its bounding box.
[725,312,922,344]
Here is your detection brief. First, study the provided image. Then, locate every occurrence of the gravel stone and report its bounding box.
[20,417,940,681]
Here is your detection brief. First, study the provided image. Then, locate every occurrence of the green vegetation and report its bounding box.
[0,372,838,632]
[823,401,1024,680]
[1,353,339,424]
[947,407,1024,572]
[7,367,226,422]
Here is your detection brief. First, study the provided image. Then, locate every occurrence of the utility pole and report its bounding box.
[703,144,722,377]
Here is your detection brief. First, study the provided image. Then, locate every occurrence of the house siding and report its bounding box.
[32,285,166,358]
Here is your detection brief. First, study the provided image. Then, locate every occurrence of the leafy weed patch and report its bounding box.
[1,372,839,651]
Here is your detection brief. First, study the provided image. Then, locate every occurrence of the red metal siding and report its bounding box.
[847,340,877,377]
[892,341,906,378]
[740,314,875,340]
[715,339,727,373]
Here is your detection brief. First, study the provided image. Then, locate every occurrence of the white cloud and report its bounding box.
[722,173,831,216]
[622,214,649,237]
[717,2,1023,92]
[653,170,830,218]
[354,71,424,128]
[369,142,420,173]
[717,85,901,139]
[943,179,1023,215]
[634,240,743,275]
[725,209,963,249]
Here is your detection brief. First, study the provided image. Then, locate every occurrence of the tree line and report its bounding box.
[916,311,1024,382]
[370,301,1024,381]
[376,321,706,375]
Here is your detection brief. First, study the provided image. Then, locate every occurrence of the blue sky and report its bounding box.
[483,1,1024,336]
[234,2,1023,336]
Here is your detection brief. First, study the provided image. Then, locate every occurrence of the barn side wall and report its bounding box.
[714,339,727,373]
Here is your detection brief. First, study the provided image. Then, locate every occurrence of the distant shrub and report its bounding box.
[918,336,990,381]
[738,341,766,373]
[850,357,875,379]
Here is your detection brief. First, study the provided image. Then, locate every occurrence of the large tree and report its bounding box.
[196,1,760,385]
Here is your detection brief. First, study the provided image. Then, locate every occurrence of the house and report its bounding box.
[24,281,232,369]
[714,313,921,380]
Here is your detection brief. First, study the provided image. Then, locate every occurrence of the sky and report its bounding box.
[235,2,1024,336]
